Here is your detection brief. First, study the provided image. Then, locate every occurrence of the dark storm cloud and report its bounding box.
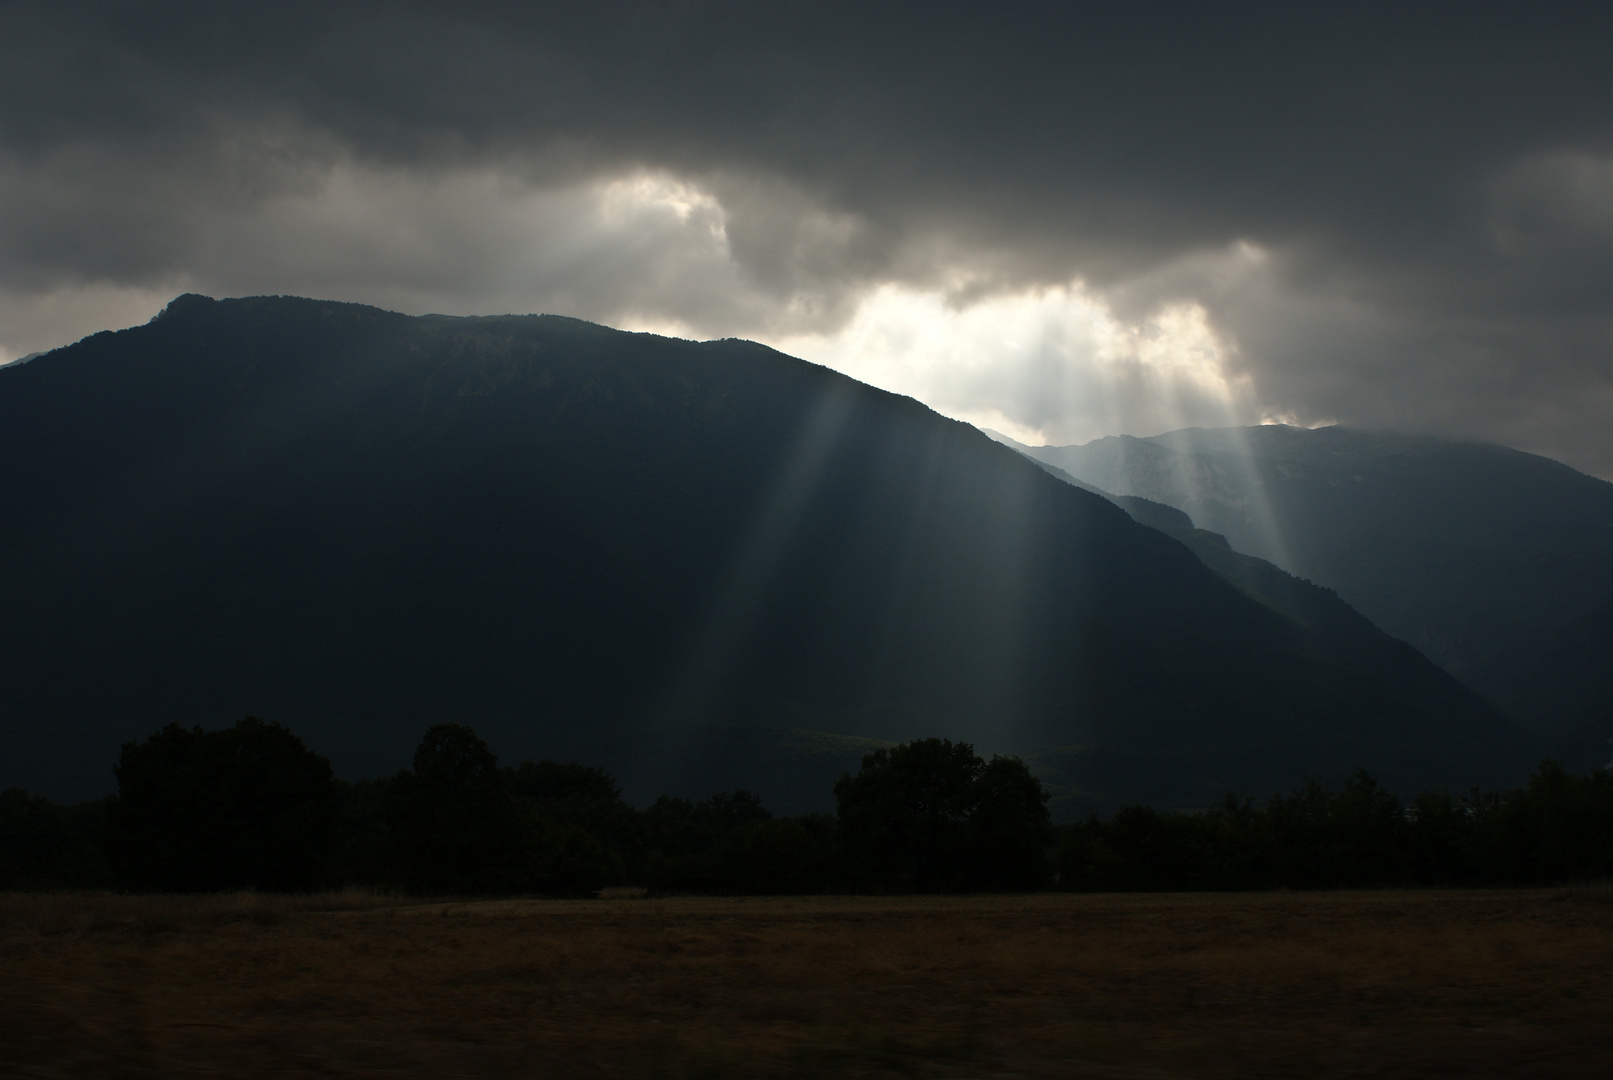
[4,2,1613,472]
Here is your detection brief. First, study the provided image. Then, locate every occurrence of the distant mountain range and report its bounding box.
[990,426,1613,771]
[0,296,1534,814]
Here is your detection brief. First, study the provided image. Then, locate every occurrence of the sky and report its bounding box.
[4,2,1613,475]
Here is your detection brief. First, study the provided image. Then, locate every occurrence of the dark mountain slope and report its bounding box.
[988,433,1509,810]
[1526,598,1613,773]
[988,432,1415,649]
[1016,425,1613,738]
[0,297,1530,811]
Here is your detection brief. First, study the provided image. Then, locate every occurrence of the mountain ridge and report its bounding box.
[0,295,1534,813]
[1005,423,1613,751]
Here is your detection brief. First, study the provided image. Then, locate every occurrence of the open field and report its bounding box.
[3,888,1612,1078]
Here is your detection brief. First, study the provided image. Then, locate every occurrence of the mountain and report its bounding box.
[1508,597,1613,772]
[985,438,1409,652]
[0,296,1533,814]
[1006,425,1613,745]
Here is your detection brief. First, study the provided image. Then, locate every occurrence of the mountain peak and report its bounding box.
[152,293,218,323]
[0,302,1533,810]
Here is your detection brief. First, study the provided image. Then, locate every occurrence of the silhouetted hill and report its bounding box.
[0,297,1532,813]
[1011,425,1613,740]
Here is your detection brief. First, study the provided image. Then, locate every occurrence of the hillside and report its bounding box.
[987,438,1397,649]
[0,296,1533,813]
[1009,426,1613,743]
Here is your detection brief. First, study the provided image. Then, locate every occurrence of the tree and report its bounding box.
[109,717,335,891]
[1487,760,1613,883]
[971,754,1058,890]
[0,788,111,889]
[835,739,1051,892]
[1260,770,1407,888]
[640,790,774,893]
[506,759,637,895]
[386,723,514,893]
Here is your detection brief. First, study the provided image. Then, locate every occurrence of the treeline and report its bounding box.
[1060,766,1613,890]
[0,719,1051,895]
[3,718,1611,894]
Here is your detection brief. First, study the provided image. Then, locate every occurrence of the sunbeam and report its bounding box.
[642,377,858,785]
[776,283,1259,451]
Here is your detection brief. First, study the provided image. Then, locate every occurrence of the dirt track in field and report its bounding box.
[3,888,1611,1078]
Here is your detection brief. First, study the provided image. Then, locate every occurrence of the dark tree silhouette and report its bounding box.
[1057,761,1613,891]
[109,717,335,891]
[505,759,637,896]
[0,788,110,889]
[387,723,514,894]
[835,739,1051,892]
[18,713,1613,898]
[970,753,1058,890]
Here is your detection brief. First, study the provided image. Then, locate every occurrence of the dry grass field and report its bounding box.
[3,888,1612,1079]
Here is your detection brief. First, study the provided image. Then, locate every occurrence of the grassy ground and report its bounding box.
[3,887,1612,1078]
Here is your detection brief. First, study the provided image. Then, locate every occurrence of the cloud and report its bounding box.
[0,155,858,345]
[3,2,1613,474]
[1489,152,1613,253]
[778,281,1255,448]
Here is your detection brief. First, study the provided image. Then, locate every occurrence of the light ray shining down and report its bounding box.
[775,284,1256,450]
[656,379,856,728]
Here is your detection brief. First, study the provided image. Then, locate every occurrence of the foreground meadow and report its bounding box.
[3,889,1611,1078]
